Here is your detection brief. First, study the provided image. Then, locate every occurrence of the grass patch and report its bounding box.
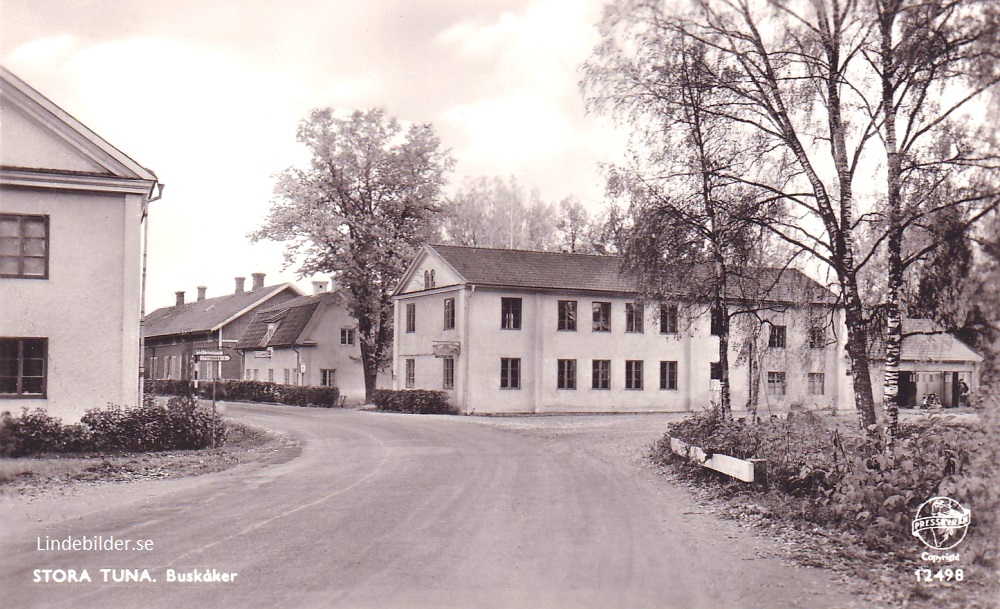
[0,421,289,495]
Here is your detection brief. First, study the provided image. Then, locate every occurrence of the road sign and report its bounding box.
[196,349,225,356]
[196,354,231,362]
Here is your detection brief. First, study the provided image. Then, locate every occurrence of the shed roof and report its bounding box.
[144,284,301,338]
[899,319,984,364]
[408,244,836,304]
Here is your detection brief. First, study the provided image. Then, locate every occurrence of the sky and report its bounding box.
[0,0,627,310]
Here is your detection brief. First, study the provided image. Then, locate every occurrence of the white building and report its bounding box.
[393,244,849,415]
[0,67,160,421]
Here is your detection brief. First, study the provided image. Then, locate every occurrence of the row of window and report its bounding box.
[399,356,827,396]
[402,296,828,348]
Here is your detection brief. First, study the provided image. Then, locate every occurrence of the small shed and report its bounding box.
[896,319,983,407]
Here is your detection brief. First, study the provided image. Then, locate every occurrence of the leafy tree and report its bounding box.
[556,196,594,253]
[251,108,453,401]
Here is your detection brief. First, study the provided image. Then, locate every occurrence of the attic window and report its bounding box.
[424,269,436,289]
[261,322,280,346]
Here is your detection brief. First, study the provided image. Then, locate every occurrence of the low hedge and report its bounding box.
[0,396,226,457]
[147,379,341,408]
[372,389,456,415]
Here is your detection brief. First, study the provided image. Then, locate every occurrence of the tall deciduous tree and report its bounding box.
[251,108,453,400]
[442,176,559,250]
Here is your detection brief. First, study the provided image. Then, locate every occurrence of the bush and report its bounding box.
[372,389,456,414]
[148,379,342,408]
[0,397,226,457]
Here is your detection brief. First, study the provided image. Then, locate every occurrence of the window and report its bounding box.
[405,303,416,333]
[710,307,724,336]
[245,368,251,380]
[444,298,456,330]
[592,359,611,390]
[557,300,577,331]
[767,371,787,395]
[660,304,678,334]
[626,303,644,333]
[808,326,826,349]
[500,358,521,389]
[405,359,415,388]
[443,356,455,390]
[768,325,787,348]
[557,359,576,390]
[0,338,46,396]
[660,361,678,390]
[423,270,435,289]
[592,302,611,332]
[710,361,722,381]
[321,369,336,387]
[625,360,644,390]
[252,369,259,380]
[0,214,48,279]
[430,270,435,288]
[501,298,522,330]
[808,372,825,395]
[340,328,356,346]
[267,368,274,383]
[283,369,291,385]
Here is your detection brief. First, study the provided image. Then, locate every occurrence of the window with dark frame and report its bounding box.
[625,360,643,390]
[768,325,787,348]
[405,303,416,333]
[557,359,576,389]
[0,214,48,279]
[443,356,455,389]
[659,304,678,334]
[501,298,522,330]
[767,371,787,395]
[321,369,336,387]
[808,372,825,395]
[808,326,826,349]
[405,358,415,388]
[340,328,355,345]
[710,307,724,336]
[0,337,46,396]
[660,361,678,390]
[710,361,722,381]
[500,357,521,389]
[557,300,577,331]
[625,303,644,333]
[444,298,456,330]
[592,302,611,332]
[592,359,610,390]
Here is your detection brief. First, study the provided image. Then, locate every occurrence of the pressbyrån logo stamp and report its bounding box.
[911,496,971,551]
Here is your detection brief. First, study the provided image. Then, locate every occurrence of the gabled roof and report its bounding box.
[399,244,836,304]
[234,290,343,350]
[900,319,983,363]
[144,284,302,338]
[0,66,158,193]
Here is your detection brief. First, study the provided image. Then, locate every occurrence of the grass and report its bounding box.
[0,421,290,494]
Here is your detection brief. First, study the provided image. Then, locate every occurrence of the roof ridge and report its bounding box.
[430,243,620,260]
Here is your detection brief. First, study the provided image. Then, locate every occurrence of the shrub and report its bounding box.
[372,389,456,414]
[0,409,91,457]
[148,378,342,408]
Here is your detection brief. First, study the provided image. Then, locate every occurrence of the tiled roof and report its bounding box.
[234,291,341,350]
[900,319,983,363]
[143,284,300,338]
[425,244,836,304]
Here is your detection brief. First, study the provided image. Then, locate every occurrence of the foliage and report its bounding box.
[148,379,342,408]
[371,389,456,415]
[656,405,999,561]
[442,176,559,251]
[0,397,226,457]
[251,108,453,401]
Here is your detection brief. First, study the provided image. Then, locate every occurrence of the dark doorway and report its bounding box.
[899,372,917,408]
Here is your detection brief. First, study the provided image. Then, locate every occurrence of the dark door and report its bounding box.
[899,372,917,408]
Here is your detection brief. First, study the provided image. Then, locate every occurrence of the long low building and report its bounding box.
[392,244,851,415]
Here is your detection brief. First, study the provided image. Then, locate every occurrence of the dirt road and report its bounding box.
[0,405,856,609]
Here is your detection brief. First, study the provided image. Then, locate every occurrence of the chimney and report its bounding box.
[251,272,266,290]
[197,286,207,302]
[312,281,328,296]
[175,291,185,307]
[235,276,246,294]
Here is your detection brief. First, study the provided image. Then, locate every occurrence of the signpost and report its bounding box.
[192,350,230,448]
